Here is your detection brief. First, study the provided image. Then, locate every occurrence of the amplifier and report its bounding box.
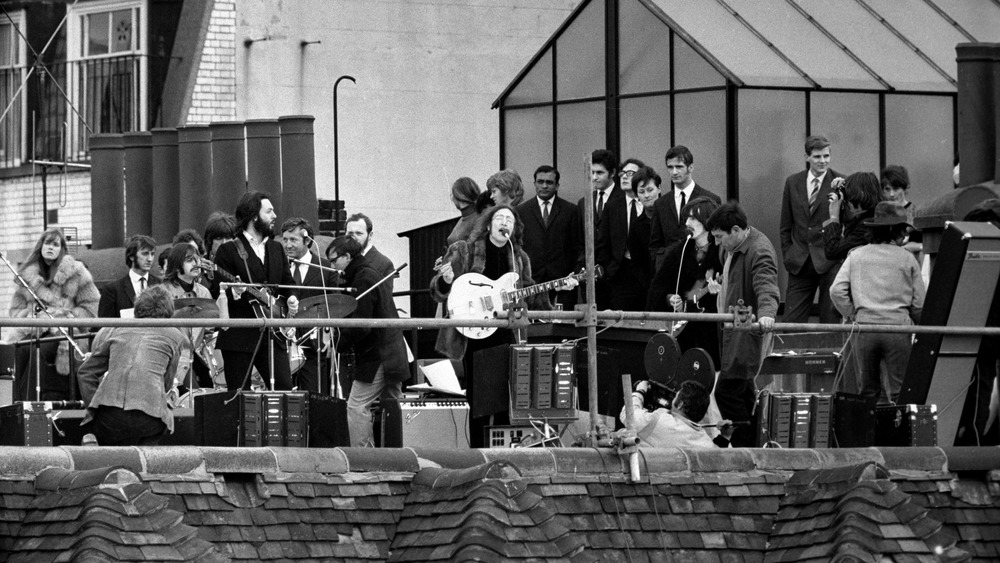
[832,393,876,447]
[0,402,52,446]
[508,344,577,424]
[195,391,348,448]
[875,404,937,447]
[757,392,834,448]
[380,397,470,449]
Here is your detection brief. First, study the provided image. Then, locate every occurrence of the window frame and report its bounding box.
[0,9,28,168]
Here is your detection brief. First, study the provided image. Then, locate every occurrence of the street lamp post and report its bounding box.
[333,75,356,202]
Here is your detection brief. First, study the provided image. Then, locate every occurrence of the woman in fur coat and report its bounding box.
[430,204,575,446]
[7,228,100,400]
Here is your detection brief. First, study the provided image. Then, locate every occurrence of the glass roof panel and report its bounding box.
[644,0,809,88]
[933,0,1000,43]
[507,48,553,106]
[864,0,969,82]
[724,0,880,90]
[796,0,950,92]
[556,0,605,100]
[619,0,671,94]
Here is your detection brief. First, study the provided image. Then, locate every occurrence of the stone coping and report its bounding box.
[1,446,995,478]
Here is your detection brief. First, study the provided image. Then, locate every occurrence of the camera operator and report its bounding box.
[823,172,883,262]
[621,380,736,448]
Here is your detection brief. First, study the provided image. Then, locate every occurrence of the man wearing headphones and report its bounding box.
[281,218,339,393]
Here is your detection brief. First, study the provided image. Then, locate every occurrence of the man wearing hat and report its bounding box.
[829,201,925,403]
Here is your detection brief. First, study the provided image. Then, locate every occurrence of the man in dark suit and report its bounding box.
[517,165,583,310]
[346,213,395,293]
[98,235,159,318]
[649,145,722,275]
[577,149,625,309]
[779,135,843,324]
[596,161,653,311]
[281,217,340,394]
[328,236,410,447]
[214,191,300,391]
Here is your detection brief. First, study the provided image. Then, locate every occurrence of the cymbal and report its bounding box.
[172,298,220,319]
[297,294,357,319]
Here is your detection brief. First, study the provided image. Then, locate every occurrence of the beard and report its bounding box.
[254,215,274,238]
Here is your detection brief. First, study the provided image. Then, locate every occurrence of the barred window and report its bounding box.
[0,11,26,168]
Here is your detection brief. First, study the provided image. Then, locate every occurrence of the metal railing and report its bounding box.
[0,54,167,169]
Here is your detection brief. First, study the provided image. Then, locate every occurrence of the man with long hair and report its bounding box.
[213,191,300,390]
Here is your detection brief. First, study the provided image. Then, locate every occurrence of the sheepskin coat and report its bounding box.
[8,255,100,339]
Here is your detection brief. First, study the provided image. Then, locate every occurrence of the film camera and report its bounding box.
[639,333,716,412]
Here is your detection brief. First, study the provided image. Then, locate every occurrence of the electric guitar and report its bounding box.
[448,267,602,339]
[670,269,717,336]
[200,258,288,319]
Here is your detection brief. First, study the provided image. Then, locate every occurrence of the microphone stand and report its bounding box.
[0,252,90,401]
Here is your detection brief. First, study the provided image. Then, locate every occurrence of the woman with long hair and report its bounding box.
[824,171,883,262]
[6,228,100,400]
[446,177,483,246]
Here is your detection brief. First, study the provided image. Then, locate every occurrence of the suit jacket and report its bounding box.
[339,254,409,384]
[649,184,721,273]
[214,234,297,352]
[363,246,395,294]
[779,168,843,275]
[290,252,339,301]
[98,273,162,318]
[596,196,651,281]
[516,196,583,283]
[577,185,625,232]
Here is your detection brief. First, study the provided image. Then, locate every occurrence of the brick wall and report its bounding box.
[0,172,92,318]
[186,0,237,124]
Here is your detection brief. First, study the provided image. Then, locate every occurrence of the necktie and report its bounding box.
[678,191,687,220]
[293,265,303,285]
[809,178,820,210]
[542,200,550,226]
[139,277,146,292]
[629,199,638,232]
[596,191,605,217]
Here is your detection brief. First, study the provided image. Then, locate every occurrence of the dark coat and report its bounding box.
[291,252,340,301]
[823,208,874,263]
[214,234,297,353]
[98,273,162,318]
[719,227,780,380]
[596,196,651,281]
[364,246,395,293]
[648,184,721,273]
[780,169,843,275]
[516,196,583,283]
[577,185,624,232]
[338,254,409,384]
[430,237,546,361]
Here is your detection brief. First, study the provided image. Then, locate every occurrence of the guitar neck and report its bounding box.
[507,273,583,302]
[212,262,273,305]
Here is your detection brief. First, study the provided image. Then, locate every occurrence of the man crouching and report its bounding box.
[78,284,186,446]
[622,380,736,448]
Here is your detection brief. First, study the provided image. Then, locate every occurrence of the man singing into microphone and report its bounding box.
[430,205,576,447]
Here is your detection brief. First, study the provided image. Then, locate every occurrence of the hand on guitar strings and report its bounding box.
[438,262,455,285]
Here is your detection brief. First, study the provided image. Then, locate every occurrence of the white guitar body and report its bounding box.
[447,272,520,339]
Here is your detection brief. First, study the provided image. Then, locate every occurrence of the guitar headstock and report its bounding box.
[576,266,604,280]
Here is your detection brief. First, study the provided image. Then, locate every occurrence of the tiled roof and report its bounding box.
[768,461,970,562]
[0,446,998,562]
[6,466,224,562]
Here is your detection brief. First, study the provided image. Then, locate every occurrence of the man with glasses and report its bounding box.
[596,158,652,310]
[649,146,721,275]
[516,165,583,310]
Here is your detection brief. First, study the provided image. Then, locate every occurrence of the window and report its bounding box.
[0,10,26,168]
[66,0,147,159]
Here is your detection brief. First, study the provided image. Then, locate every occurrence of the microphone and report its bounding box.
[499,227,510,238]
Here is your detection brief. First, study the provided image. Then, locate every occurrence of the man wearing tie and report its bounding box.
[779,135,843,324]
[577,149,624,309]
[596,160,652,311]
[281,218,339,393]
[649,146,722,276]
[98,235,159,318]
[516,165,583,310]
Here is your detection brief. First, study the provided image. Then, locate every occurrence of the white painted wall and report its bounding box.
[234,0,579,310]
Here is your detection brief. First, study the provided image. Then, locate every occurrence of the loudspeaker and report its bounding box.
[379,397,470,449]
[832,393,876,448]
[195,391,348,447]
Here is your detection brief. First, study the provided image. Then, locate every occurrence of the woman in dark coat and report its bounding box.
[823,171,883,262]
[647,197,723,369]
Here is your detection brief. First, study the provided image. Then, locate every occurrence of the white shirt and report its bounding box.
[128,269,149,297]
[674,180,695,218]
[290,251,312,282]
[537,195,554,216]
[243,230,267,262]
[595,183,616,215]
